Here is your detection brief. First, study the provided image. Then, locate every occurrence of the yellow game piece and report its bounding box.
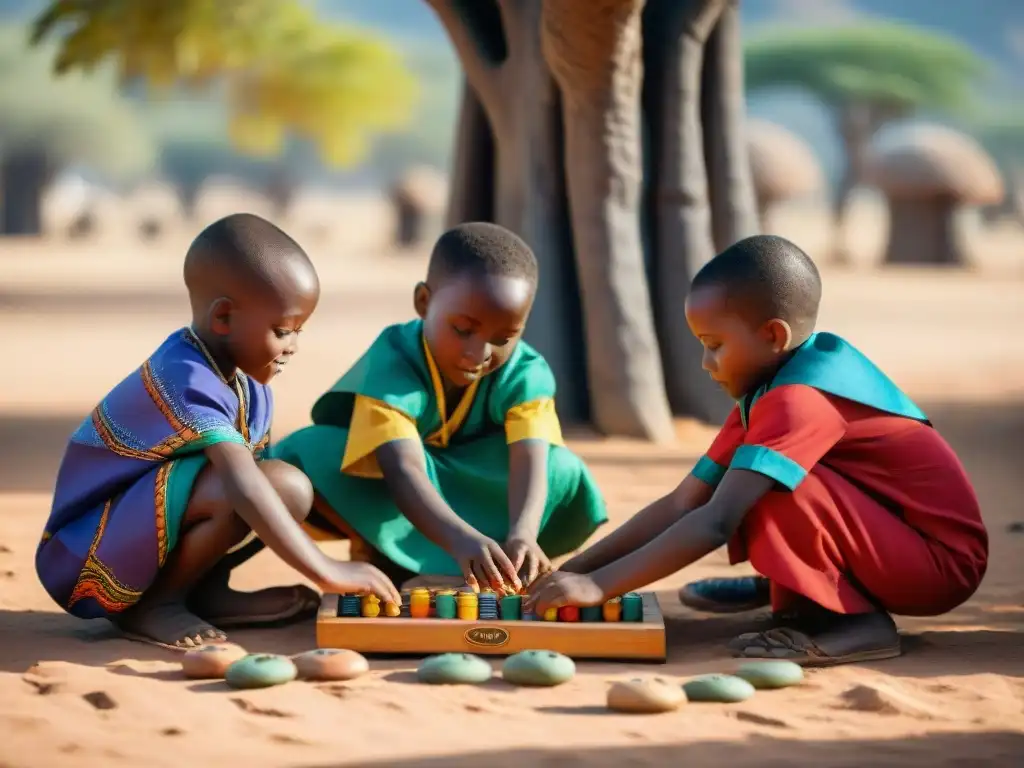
[384,601,401,618]
[361,594,381,618]
[457,591,479,620]
[542,606,558,622]
[602,597,622,622]
[409,587,431,619]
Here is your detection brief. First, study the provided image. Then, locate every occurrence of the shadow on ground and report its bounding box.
[301,731,1024,767]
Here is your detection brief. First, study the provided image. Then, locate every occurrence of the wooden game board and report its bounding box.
[316,592,667,662]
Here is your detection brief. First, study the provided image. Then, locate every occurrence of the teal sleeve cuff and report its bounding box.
[692,455,726,486]
[730,444,807,491]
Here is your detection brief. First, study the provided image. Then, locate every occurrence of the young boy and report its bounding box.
[526,235,988,666]
[271,222,608,591]
[36,213,401,650]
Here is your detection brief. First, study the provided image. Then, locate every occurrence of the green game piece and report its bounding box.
[735,660,804,689]
[435,593,457,619]
[580,605,603,622]
[682,674,756,703]
[417,653,493,685]
[500,594,522,620]
[502,650,576,687]
[224,654,298,689]
[621,592,643,622]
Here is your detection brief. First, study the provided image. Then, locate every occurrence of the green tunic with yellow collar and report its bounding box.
[271,319,608,576]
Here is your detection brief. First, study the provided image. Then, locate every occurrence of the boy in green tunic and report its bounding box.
[272,222,608,589]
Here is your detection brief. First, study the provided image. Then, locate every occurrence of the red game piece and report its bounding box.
[558,605,580,622]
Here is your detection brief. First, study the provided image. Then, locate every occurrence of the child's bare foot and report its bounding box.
[114,600,226,650]
[729,609,901,666]
[188,580,321,628]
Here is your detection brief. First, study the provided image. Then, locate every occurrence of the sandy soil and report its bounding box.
[1,215,1023,767]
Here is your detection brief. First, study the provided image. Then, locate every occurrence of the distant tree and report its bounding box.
[969,109,1024,223]
[32,0,417,215]
[744,22,988,257]
[0,26,154,235]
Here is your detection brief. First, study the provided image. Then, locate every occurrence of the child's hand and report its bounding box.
[502,535,551,588]
[524,571,606,614]
[450,533,522,593]
[317,561,402,606]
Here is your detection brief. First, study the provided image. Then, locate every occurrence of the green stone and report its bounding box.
[621,593,644,622]
[579,605,603,622]
[735,660,804,689]
[224,654,298,689]
[435,593,457,619]
[501,650,576,687]
[416,653,493,685]
[682,674,756,703]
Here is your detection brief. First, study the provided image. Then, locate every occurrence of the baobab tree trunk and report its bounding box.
[428,0,591,425]
[643,0,734,423]
[701,0,759,253]
[541,0,674,442]
[0,151,52,236]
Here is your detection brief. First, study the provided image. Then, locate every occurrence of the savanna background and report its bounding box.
[1,0,1023,766]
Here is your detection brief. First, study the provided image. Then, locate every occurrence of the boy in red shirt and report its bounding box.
[526,235,987,665]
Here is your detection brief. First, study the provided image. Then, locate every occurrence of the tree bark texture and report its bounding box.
[1,151,51,236]
[883,197,966,266]
[428,0,754,438]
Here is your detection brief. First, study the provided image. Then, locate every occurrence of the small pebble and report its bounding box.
[180,643,248,680]
[501,650,575,687]
[225,654,298,689]
[607,676,687,714]
[417,653,493,685]
[292,649,369,681]
[735,660,804,689]
[682,674,756,703]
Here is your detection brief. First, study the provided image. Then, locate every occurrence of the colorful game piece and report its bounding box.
[734,660,804,689]
[501,650,576,687]
[580,605,603,622]
[384,601,401,618]
[339,593,361,617]
[558,605,580,622]
[457,591,479,620]
[607,676,687,713]
[478,590,499,620]
[361,594,381,618]
[602,597,622,622]
[416,653,493,685]
[435,592,457,619]
[181,643,248,680]
[682,674,756,703]
[292,649,369,681]
[409,588,431,619]
[541,606,558,622]
[224,654,298,690]
[621,592,643,622]
[499,594,522,620]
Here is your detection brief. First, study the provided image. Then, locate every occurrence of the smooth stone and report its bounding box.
[682,674,756,703]
[607,676,688,714]
[735,660,805,690]
[292,649,369,681]
[501,650,575,687]
[416,653,493,685]
[181,643,248,680]
[224,654,298,689]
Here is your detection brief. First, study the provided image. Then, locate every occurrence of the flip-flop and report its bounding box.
[730,626,902,667]
[204,585,322,629]
[679,576,771,613]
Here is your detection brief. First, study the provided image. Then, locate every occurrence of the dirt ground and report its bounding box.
[1,215,1023,767]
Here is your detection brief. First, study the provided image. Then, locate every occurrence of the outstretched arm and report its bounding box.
[591,469,774,597]
[558,472,714,574]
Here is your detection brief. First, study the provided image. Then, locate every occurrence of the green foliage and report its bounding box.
[0,25,154,178]
[744,22,989,115]
[31,0,418,167]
